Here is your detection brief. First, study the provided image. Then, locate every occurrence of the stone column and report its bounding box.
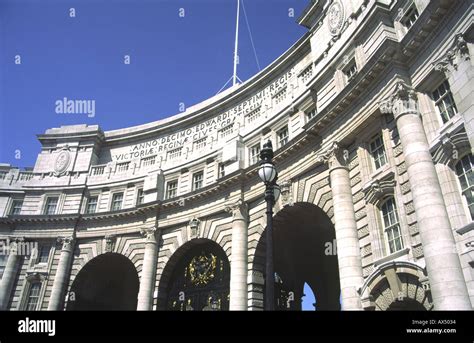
[380,81,471,310]
[319,143,364,310]
[225,199,249,310]
[137,227,158,311]
[48,236,75,310]
[434,33,474,152]
[0,239,21,310]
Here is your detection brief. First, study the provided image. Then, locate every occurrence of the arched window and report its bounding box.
[455,154,474,220]
[380,197,403,254]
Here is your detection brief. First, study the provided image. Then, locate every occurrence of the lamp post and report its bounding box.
[258,140,280,311]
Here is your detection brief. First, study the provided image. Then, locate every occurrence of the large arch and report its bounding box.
[157,238,230,311]
[254,202,341,310]
[66,253,139,311]
[360,261,433,311]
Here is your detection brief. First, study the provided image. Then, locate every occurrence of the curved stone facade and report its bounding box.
[1,0,473,311]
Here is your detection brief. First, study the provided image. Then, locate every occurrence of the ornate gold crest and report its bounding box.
[188,252,217,286]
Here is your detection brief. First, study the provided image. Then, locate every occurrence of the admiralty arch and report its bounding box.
[0,0,473,311]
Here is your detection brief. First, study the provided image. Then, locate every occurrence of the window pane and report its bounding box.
[45,197,58,215]
[111,193,123,211]
[26,283,41,311]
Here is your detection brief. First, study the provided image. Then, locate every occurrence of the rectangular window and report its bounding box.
[402,5,419,30]
[381,198,404,254]
[277,127,289,148]
[44,197,59,215]
[85,196,98,214]
[136,188,144,205]
[370,134,387,170]
[111,193,123,211]
[38,245,50,264]
[250,144,261,165]
[218,163,225,179]
[0,255,6,279]
[343,59,357,83]
[166,180,178,199]
[25,283,41,311]
[9,199,23,215]
[192,171,204,191]
[455,154,474,220]
[432,80,458,124]
[306,108,317,121]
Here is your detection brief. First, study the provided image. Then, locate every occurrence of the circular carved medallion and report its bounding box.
[54,150,71,175]
[328,1,344,36]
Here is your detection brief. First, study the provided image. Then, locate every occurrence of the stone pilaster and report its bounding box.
[137,227,158,310]
[380,81,472,310]
[48,236,75,310]
[434,33,474,152]
[319,142,364,310]
[225,199,249,311]
[0,238,22,310]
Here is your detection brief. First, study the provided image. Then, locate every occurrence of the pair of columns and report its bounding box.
[319,78,472,310]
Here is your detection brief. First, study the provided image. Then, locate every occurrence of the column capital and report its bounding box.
[379,81,418,120]
[224,199,248,220]
[318,141,349,170]
[433,33,471,76]
[57,236,75,252]
[140,227,158,244]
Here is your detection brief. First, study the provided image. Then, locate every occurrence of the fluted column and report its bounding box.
[137,227,158,311]
[0,239,21,310]
[48,236,75,310]
[319,143,364,310]
[225,199,249,311]
[380,81,471,310]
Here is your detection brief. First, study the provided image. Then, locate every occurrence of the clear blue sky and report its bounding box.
[0,0,309,168]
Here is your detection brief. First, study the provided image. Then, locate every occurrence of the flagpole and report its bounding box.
[233,0,240,86]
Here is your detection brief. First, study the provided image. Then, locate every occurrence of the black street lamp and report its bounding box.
[258,140,280,311]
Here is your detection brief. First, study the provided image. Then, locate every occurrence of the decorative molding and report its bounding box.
[433,33,471,75]
[53,145,72,177]
[362,171,396,206]
[431,130,470,167]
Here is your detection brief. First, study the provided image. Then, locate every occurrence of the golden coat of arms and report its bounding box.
[188,252,217,286]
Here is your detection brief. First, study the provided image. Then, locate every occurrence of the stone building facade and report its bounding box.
[0,0,473,311]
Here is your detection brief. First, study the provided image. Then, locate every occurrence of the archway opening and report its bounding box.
[302,282,317,311]
[256,202,341,310]
[165,239,230,311]
[387,298,427,311]
[66,253,139,311]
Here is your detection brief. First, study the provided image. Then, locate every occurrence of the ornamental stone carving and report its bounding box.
[104,234,116,253]
[53,146,72,177]
[362,171,396,205]
[317,141,349,170]
[431,130,470,167]
[57,236,75,252]
[379,81,418,120]
[188,218,201,239]
[140,227,157,244]
[224,199,248,221]
[279,179,293,207]
[327,0,345,36]
[433,33,471,75]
